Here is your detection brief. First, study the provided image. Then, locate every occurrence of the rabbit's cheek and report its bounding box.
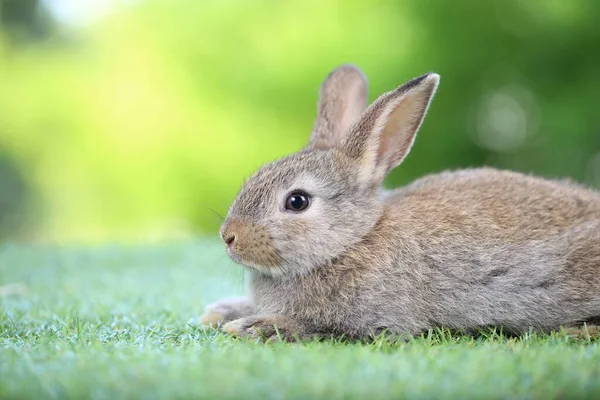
[279,218,311,238]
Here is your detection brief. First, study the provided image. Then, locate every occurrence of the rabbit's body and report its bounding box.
[201,66,600,340]
[250,168,600,338]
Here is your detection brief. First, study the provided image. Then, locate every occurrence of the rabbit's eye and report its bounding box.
[285,191,311,212]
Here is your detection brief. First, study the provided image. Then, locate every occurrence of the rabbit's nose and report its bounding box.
[224,234,236,247]
[221,218,242,248]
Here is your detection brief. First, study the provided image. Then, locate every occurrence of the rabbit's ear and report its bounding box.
[342,73,439,185]
[308,64,369,150]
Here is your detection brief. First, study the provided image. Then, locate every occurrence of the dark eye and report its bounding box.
[285,191,311,212]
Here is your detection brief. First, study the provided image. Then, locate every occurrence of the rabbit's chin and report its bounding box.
[225,247,288,277]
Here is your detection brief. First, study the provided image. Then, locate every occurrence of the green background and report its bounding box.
[1,0,599,243]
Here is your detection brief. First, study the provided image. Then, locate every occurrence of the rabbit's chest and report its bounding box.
[250,272,360,329]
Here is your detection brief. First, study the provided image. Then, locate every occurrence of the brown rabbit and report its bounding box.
[201,65,600,341]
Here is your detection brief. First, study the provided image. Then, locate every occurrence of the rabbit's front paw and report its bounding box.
[200,309,225,328]
[200,297,254,328]
[222,315,304,342]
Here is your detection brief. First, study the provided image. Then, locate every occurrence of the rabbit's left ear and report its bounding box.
[308,64,369,150]
[341,73,439,185]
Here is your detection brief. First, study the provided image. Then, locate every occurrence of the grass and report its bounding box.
[1,240,599,399]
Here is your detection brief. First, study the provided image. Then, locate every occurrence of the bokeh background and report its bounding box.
[0,0,599,244]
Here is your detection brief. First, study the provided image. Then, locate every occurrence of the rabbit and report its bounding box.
[200,64,600,341]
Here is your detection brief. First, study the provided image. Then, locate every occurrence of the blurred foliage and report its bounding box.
[0,0,599,243]
[0,0,53,41]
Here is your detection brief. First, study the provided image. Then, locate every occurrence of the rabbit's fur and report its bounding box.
[201,65,600,340]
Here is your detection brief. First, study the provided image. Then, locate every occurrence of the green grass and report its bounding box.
[1,241,599,399]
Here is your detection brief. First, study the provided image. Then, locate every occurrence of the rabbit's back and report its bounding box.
[387,167,600,241]
[376,168,600,333]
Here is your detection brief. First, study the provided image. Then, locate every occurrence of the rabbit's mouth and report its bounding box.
[225,242,289,276]
[225,246,244,265]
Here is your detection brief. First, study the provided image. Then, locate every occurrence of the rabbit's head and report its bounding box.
[221,65,439,276]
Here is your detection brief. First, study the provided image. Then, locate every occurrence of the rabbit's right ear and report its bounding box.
[308,65,369,150]
[341,73,439,186]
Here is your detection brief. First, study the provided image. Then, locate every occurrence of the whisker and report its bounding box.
[237,268,246,289]
[200,205,226,222]
[218,252,247,290]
